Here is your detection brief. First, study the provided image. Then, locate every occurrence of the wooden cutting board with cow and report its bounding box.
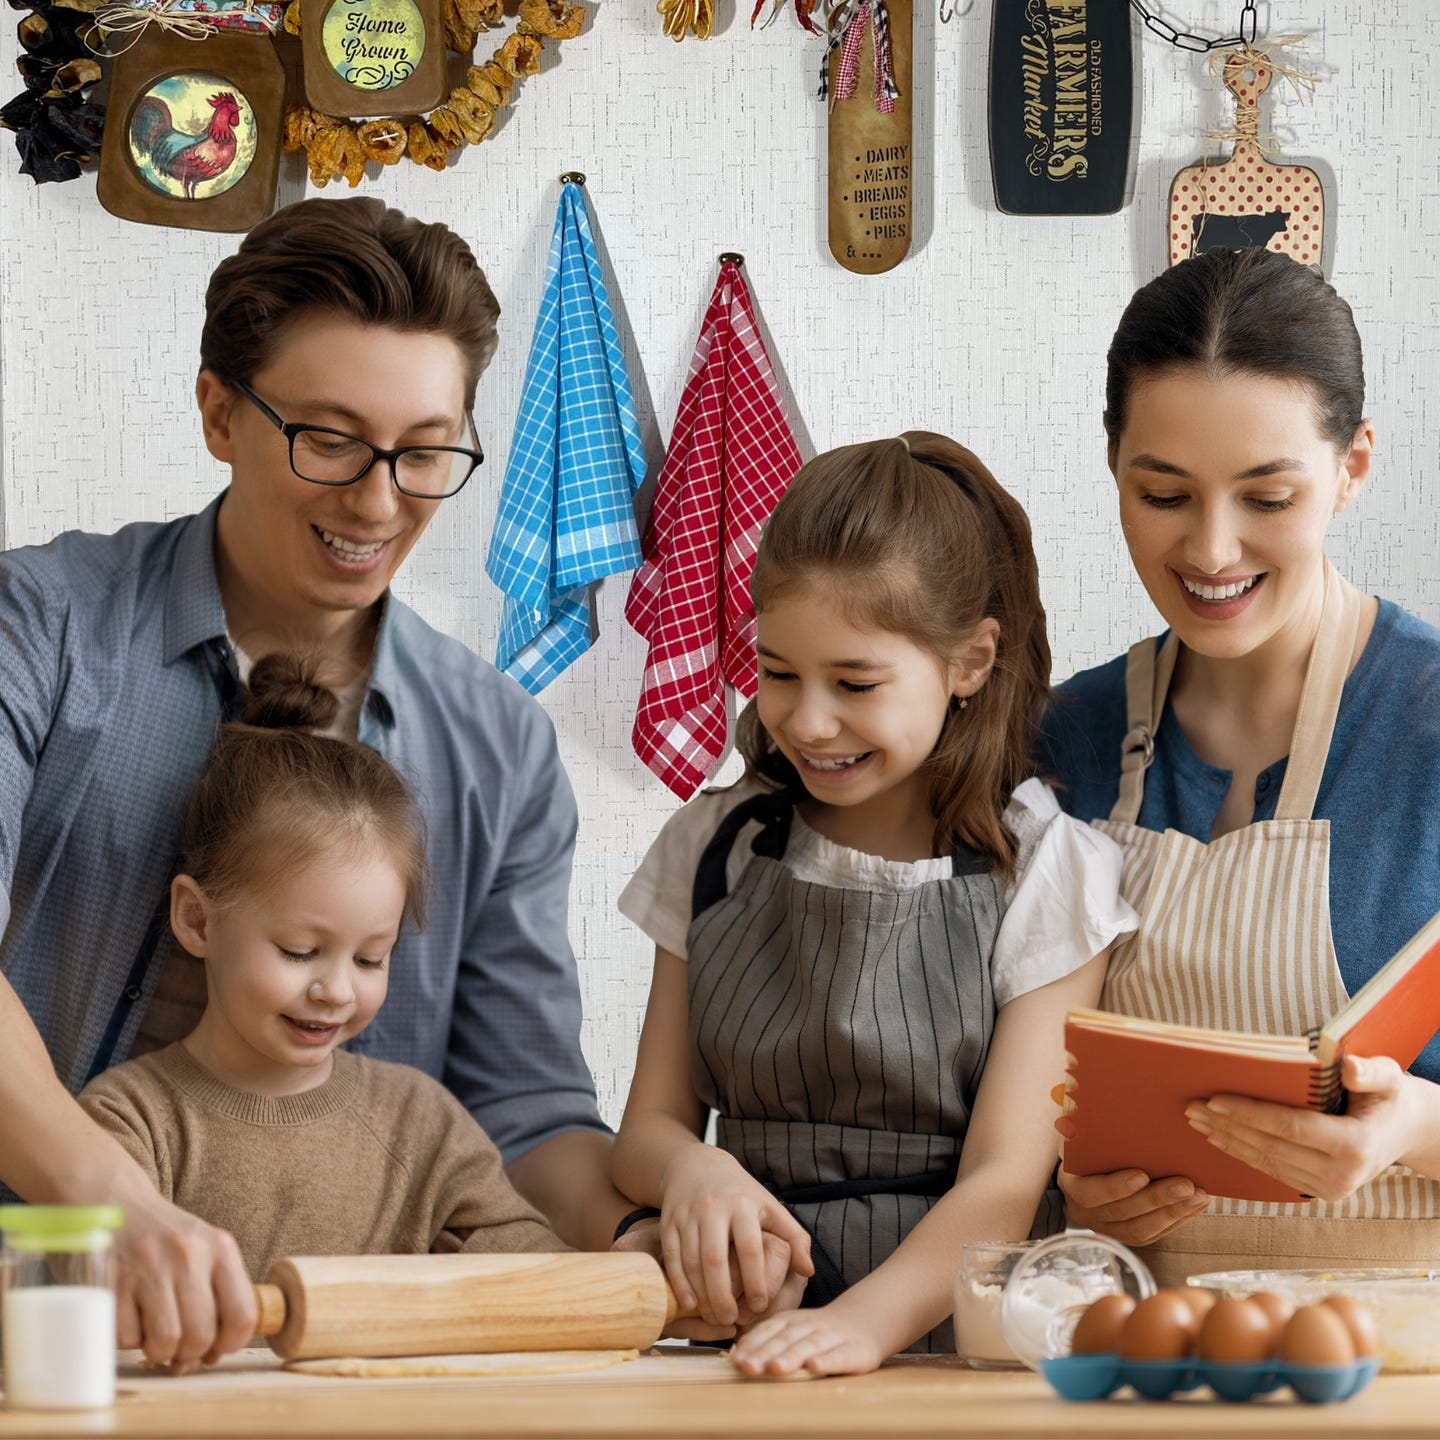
[1167,45,1326,270]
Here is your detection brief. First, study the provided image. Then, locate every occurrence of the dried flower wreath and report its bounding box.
[282,0,584,185]
[1,0,584,185]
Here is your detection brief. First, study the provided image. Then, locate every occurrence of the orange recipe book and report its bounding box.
[1061,908,1440,1204]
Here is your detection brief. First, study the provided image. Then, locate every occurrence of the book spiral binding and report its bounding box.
[1313,1059,1342,1111]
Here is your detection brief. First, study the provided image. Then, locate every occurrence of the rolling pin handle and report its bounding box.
[254,1282,288,1337]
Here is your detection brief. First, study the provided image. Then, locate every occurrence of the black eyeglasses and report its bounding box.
[230,379,484,500]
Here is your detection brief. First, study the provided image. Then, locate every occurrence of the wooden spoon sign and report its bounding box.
[988,0,1133,216]
[1168,50,1326,269]
[827,0,912,274]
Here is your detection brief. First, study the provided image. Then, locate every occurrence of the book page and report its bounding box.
[1066,1008,1313,1061]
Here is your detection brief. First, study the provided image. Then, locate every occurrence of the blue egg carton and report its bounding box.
[1039,1352,1381,1404]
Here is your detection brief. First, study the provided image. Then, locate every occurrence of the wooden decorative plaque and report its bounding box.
[827,0,912,275]
[300,0,446,118]
[97,29,285,232]
[1168,51,1326,270]
[989,0,1133,216]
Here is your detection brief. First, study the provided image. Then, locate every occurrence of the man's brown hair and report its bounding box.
[200,197,500,406]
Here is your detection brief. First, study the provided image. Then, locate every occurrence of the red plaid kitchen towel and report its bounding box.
[626,260,802,799]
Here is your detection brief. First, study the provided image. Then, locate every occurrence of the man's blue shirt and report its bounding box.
[0,495,605,1160]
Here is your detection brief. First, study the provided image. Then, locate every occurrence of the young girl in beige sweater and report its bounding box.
[79,654,563,1282]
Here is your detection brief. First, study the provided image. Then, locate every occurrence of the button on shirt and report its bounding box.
[0,495,605,1166]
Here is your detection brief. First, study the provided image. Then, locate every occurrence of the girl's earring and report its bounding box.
[951,695,968,711]
[958,696,968,710]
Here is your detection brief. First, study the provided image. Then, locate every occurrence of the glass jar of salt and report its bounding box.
[0,1205,123,1410]
[998,1231,1154,1371]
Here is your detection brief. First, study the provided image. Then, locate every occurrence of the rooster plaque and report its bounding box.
[98,30,284,231]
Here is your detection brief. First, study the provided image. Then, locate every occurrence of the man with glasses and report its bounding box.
[0,197,629,1370]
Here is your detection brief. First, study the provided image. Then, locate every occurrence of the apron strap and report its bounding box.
[1275,562,1361,822]
[1109,634,1178,826]
[691,785,801,921]
[769,1166,959,1310]
[691,784,993,919]
[1109,564,1359,827]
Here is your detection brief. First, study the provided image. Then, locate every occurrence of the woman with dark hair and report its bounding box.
[1042,247,1440,1286]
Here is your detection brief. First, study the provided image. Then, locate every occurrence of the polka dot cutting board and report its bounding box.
[1167,49,1325,270]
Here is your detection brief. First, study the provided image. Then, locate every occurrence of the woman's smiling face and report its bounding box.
[1111,369,1372,661]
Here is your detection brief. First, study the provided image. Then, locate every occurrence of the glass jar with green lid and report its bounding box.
[0,1205,124,1410]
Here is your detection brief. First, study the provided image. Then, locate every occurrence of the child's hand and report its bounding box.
[730,1305,883,1378]
[613,1224,803,1338]
[660,1148,813,1325]
[735,1257,809,1325]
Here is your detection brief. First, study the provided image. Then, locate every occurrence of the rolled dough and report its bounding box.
[285,1349,639,1378]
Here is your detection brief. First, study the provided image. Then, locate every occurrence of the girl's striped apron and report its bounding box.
[685,785,1057,1351]
[1095,563,1440,1286]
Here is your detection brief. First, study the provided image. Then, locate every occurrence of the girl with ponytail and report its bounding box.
[613,433,1136,1375]
[78,654,564,1283]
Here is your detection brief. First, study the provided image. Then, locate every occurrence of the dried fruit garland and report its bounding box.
[282,0,584,185]
[0,0,583,186]
[658,0,816,44]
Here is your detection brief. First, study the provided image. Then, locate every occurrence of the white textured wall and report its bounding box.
[2,2,1438,1124]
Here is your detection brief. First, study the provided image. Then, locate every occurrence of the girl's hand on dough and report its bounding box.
[731,1305,882,1378]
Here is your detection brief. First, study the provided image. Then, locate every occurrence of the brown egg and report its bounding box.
[1320,1295,1381,1359]
[1177,1287,1218,1325]
[1119,1291,1198,1361]
[1247,1289,1296,1338]
[1071,1294,1136,1355]
[1280,1304,1356,1368]
[1196,1297,1275,1363]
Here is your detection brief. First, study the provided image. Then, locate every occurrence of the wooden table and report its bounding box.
[2,1348,1439,1439]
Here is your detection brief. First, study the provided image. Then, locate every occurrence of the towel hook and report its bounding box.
[559,171,586,185]
[719,252,744,265]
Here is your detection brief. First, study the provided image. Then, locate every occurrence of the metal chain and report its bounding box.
[1129,0,1258,53]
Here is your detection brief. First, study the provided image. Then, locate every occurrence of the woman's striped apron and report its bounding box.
[685,785,1056,1351]
[1095,563,1440,1286]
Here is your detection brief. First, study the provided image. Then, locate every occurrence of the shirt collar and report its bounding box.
[366,595,404,730]
[163,494,229,666]
[163,492,398,732]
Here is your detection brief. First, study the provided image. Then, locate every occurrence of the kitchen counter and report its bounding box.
[1,1347,1438,1438]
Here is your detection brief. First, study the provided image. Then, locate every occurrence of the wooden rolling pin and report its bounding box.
[254,1252,678,1361]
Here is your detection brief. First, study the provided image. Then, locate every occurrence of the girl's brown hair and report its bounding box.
[180,653,429,926]
[738,432,1051,873]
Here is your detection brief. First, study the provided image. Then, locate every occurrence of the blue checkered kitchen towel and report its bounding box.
[485,180,648,692]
